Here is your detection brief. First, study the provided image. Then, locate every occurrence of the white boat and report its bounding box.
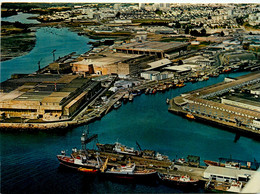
[113,101,122,109]
[113,142,137,155]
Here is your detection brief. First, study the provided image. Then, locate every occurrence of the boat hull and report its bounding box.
[102,171,158,180]
[57,155,99,171]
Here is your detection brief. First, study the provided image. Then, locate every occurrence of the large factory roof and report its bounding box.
[116,41,189,52]
[145,59,172,71]
[71,53,141,67]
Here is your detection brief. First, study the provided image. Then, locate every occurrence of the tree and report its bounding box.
[190,30,200,36]
[185,27,190,34]
[175,21,181,28]
[201,28,206,36]
[178,60,183,65]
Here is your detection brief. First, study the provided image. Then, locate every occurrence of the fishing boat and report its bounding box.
[203,158,260,170]
[223,67,232,73]
[205,180,243,193]
[129,94,134,102]
[113,142,138,155]
[102,159,157,179]
[176,82,185,87]
[145,88,150,95]
[158,173,200,187]
[57,129,102,172]
[123,93,129,103]
[113,101,122,109]
[152,88,157,94]
[186,113,195,119]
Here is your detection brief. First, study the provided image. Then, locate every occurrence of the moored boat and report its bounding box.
[113,101,122,109]
[158,173,199,187]
[123,93,129,103]
[129,94,134,102]
[102,160,157,179]
[205,180,243,193]
[186,113,195,119]
[57,129,102,172]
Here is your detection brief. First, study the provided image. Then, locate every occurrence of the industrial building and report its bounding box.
[115,41,189,58]
[0,74,102,121]
[70,53,147,78]
[172,72,260,131]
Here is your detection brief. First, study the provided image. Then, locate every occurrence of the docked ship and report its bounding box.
[96,141,170,162]
[57,129,102,172]
[204,158,259,170]
[158,173,200,187]
[101,159,157,179]
[205,180,243,193]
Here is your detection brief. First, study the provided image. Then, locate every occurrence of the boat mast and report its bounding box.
[81,126,98,154]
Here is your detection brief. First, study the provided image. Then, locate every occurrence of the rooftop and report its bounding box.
[72,53,141,67]
[116,41,189,53]
[145,59,172,71]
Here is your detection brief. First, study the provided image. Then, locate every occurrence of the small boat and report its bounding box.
[131,90,138,96]
[78,167,98,173]
[113,101,122,109]
[123,93,129,103]
[166,98,170,104]
[175,158,187,164]
[152,88,157,94]
[186,113,195,119]
[158,173,199,187]
[145,88,150,95]
[223,67,232,73]
[176,82,185,87]
[129,94,134,102]
[203,76,209,81]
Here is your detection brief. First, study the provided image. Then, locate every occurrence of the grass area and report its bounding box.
[1,32,36,61]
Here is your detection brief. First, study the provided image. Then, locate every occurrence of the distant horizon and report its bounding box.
[1,1,260,4]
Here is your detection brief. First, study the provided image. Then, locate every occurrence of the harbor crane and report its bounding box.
[52,49,56,62]
[37,58,42,72]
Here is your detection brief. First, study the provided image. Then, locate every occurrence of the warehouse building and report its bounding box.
[0,74,102,121]
[116,41,189,58]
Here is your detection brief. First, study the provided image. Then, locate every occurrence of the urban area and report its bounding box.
[1,2,260,193]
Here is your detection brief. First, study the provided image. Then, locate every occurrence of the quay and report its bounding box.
[169,72,260,138]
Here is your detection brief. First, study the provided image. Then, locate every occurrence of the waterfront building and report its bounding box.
[0,74,102,121]
[70,53,145,78]
[115,41,189,59]
[170,72,260,132]
[204,166,255,182]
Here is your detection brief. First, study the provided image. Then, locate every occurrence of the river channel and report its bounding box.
[1,16,260,193]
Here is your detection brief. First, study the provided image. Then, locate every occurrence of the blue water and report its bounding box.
[1,12,40,24]
[1,70,260,193]
[0,27,92,82]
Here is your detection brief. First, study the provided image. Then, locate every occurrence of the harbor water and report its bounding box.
[0,26,92,82]
[1,25,260,193]
[1,12,40,24]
